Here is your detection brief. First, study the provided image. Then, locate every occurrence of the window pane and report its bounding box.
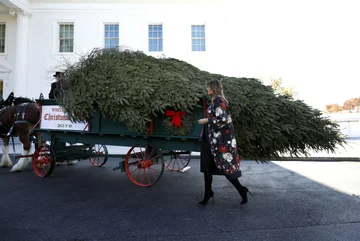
[104,24,119,48]
[69,28,74,38]
[191,25,205,52]
[59,39,73,52]
[0,24,5,53]
[159,40,163,51]
[59,26,65,38]
[59,24,74,52]
[0,24,5,38]
[69,40,74,52]
[59,24,74,38]
[148,24,163,52]
[199,30,204,38]
[111,39,119,48]
[149,39,155,51]
[104,39,111,48]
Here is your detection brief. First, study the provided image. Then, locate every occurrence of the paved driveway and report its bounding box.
[1,158,360,241]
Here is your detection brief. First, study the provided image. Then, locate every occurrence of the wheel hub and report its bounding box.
[137,160,152,169]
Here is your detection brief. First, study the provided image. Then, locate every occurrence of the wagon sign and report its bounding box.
[40,105,89,131]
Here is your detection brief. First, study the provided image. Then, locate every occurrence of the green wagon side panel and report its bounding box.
[35,98,206,152]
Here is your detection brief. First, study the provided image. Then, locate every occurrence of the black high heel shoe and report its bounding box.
[240,187,253,205]
[198,190,214,205]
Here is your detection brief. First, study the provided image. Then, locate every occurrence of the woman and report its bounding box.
[198,79,252,205]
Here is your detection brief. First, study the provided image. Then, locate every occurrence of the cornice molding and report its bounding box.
[9,0,29,10]
[30,0,226,3]
[17,8,32,17]
[2,0,31,15]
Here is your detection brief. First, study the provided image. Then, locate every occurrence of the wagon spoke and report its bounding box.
[144,170,151,185]
[147,147,155,160]
[41,165,48,175]
[131,149,142,161]
[125,144,164,187]
[127,160,139,166]
[134,168,142,180]
[148,166,161,172]
[175,159,181,170]
[147,168,159,182]
[32,145,55,178]
[165,151,191,171]
[149,153,161,162]
[141,169,146,184]
[179,158,187,167]
[131,167,140,174]
[98,145,104,153]
[144,146,149,160]
[171,159,177,170]
[42,163,48,173]
[140,146,146,160]
[89,144,108,167]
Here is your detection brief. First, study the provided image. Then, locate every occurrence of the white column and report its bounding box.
[12,9,30,97]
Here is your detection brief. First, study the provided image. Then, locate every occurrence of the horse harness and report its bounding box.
[0,103,32,137]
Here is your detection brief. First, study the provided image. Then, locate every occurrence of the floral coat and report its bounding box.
[206,96,242,180]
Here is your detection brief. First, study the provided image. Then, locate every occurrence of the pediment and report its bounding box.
[0,64,11,73]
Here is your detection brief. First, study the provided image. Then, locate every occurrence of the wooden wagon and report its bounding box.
[29,99,205,186]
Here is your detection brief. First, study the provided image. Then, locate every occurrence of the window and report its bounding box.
[0,24,5,53]
[104,24,119,48]
[59,23,74,52]
[148,24,163,52]
[191,25,205,51]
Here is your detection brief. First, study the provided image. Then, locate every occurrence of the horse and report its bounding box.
[0,93,43,172]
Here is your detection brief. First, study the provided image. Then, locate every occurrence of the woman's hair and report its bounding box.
[206,79,228,103]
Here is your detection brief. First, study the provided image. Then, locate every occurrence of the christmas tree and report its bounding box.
[56,47,346,160]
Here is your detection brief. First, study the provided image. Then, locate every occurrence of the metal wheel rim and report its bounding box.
[165,150,191,171]
[125,144,164,187]
[89,144,108,167]
[32,145,55,178]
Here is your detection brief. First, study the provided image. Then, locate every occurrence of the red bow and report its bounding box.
[165,110,186,127]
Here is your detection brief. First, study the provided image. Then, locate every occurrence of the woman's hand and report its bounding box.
[198,118,208,124]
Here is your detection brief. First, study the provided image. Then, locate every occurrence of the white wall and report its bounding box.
[0,5,17,97]
[325,113,360,138]
[1,2,234,99]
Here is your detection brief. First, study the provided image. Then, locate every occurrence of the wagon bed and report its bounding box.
[30,99,205,186]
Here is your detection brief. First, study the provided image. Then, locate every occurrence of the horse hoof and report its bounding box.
[10,167,20,172]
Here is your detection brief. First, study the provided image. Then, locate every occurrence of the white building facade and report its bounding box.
[0,0,239,100]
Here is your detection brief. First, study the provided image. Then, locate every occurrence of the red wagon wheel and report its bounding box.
[89,144,108,167]
[32,144,56,178]
[125,144,164,187]
[165,150,191,171]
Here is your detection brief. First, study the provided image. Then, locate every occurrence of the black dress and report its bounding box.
[200,125,224,176]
